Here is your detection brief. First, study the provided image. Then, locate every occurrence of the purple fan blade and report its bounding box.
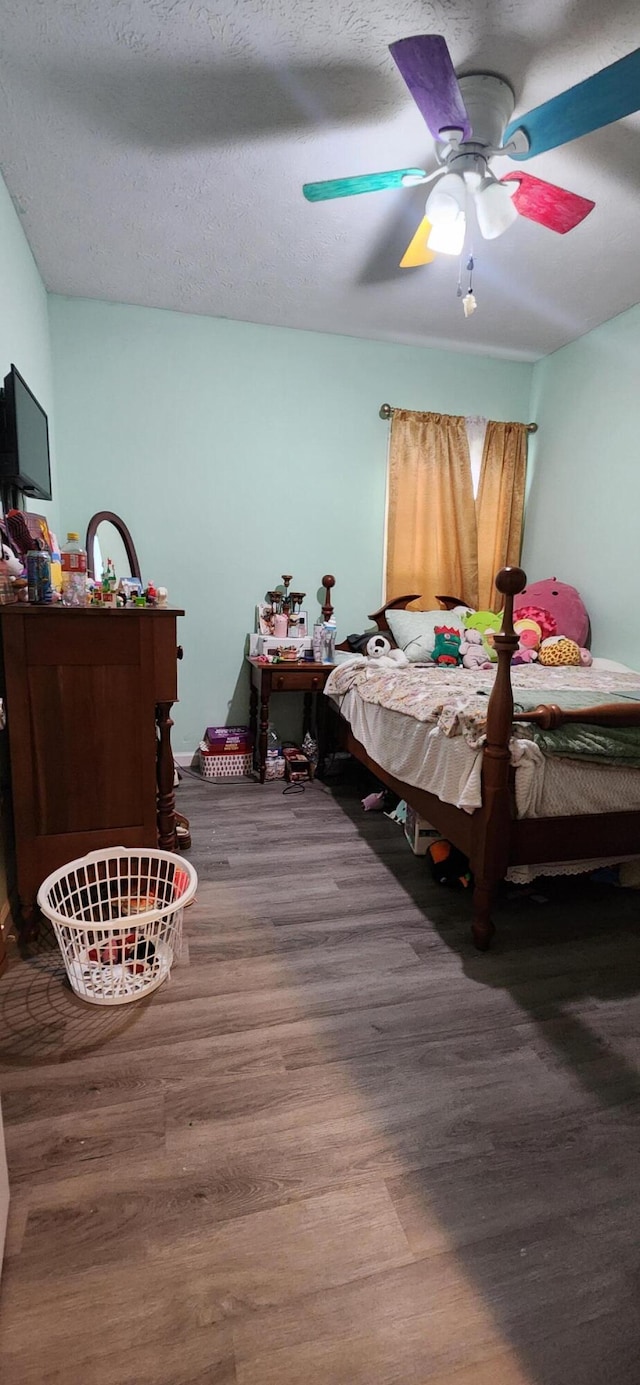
[389,35,470,141]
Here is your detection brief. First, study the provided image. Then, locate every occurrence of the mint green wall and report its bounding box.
[49,295,532,752]
[524,303,640,662]
[0,174,57,532]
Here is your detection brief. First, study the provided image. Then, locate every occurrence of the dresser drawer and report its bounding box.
[271,670,327,692]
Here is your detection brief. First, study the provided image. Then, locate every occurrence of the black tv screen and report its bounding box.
[0,364,52,501]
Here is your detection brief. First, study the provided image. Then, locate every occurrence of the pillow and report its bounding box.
[385,607,472,662]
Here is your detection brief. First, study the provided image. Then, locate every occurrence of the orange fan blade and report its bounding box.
[400,217,436,267]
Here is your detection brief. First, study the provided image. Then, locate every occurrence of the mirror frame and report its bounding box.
[85,511,142,581]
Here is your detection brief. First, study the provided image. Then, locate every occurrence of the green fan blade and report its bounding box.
[303,169,426,201]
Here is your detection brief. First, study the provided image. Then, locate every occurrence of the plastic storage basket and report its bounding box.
[37,847,198,1006]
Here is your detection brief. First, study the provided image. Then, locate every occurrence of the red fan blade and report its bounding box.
[501,172,594,233]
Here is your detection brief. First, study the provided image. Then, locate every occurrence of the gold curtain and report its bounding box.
[385,409,478,609]
[475,420,528,611]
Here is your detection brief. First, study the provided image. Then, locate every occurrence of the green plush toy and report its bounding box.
[463,611,503,662]
[432,625,462,666]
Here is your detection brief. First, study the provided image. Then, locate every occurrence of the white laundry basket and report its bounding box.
[37,847,198,1006]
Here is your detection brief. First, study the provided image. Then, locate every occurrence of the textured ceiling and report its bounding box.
[0,0,639,360]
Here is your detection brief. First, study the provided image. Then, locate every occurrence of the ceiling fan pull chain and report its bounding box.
[462,255,478,317]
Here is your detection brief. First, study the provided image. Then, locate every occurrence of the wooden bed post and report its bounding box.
[470,566,526,950]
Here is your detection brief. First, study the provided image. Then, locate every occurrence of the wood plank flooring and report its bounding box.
[1,765,640,1383]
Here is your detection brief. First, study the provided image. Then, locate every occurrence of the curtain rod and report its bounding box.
[378,403,538,433]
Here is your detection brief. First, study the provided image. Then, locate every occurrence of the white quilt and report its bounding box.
[328,655,640,881]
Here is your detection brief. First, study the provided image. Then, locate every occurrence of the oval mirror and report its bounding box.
[85,511,141,583]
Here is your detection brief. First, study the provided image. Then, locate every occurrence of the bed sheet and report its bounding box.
[332,689,640,820]
[331,688,640,882]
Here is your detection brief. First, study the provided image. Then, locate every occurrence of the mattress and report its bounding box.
[332,687,640,820]
[328,653,640,880]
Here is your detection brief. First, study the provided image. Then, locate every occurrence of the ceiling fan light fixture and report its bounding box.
[425,171,466,222]
[426,212,466,256]
[474,176,519,240]
[425,172,467,255]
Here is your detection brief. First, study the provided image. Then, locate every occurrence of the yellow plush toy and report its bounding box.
[538,636,581,666]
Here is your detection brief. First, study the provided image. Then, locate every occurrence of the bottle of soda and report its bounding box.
[61,532,87,607]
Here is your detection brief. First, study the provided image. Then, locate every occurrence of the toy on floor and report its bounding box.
[427,839,471,888]
[361,790,385,811]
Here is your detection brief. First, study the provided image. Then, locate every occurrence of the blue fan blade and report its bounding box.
[504,47,640,159]
[303,169,426,201]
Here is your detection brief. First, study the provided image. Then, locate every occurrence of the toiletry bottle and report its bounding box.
[312,622,324,662]
[49,532,62,594]
[61,533,87,607]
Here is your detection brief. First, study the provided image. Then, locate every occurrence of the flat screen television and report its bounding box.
[0,364,52,501]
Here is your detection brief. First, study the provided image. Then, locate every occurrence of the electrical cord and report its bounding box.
[174,759,307,793]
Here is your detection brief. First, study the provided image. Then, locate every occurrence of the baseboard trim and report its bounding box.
[174,752,197,767]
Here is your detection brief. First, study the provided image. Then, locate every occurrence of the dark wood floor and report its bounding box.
[1,764,640,1383]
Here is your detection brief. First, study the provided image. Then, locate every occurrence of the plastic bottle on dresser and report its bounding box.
[61,532,87,606]
[322,616,337,663]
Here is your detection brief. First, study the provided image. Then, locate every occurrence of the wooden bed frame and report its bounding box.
[333,567,640,951]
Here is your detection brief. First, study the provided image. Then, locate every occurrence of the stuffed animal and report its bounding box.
[514,578,589,648]
[514,618,541,651]
[365,635,410,667]
[513,603,557,642]
[463,611,503,662]
[427,839,471,887]
[459,627,492,670]
[512,617,541,665]
[538,636,581,666]
[432,626,462,666]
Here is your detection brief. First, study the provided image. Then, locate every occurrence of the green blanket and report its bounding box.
[513,689,640,766]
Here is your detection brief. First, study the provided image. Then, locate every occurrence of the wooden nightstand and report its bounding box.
[247,657,335,782]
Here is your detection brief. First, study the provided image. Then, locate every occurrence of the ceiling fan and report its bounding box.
[303,35,640,284]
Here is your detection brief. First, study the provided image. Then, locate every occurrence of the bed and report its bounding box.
[326,567,640,950]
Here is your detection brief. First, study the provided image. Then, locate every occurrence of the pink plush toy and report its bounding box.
[514,604,557,643]
[511,617,541,666]
[514,578,589,648]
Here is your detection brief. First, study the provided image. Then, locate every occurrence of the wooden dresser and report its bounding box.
[0,605,184,927]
